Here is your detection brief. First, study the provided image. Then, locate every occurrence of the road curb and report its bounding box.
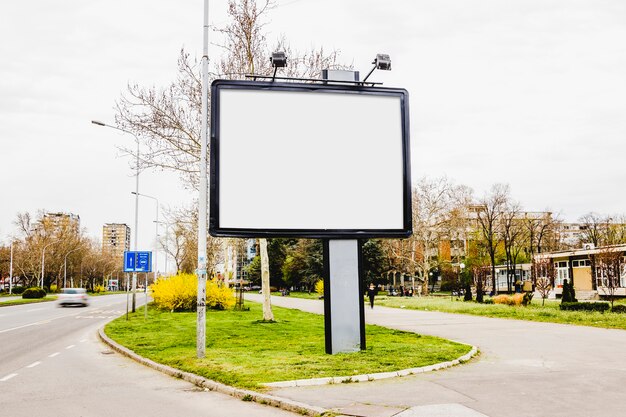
[98,327,328,417]
[262,345,479,388]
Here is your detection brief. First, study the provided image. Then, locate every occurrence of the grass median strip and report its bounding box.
[105,302,471,390]
[376,296,626,330]
[0,296,57,307]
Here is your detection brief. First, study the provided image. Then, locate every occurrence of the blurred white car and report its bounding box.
[58,288,89,307]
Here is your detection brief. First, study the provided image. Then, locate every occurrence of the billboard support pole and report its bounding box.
[321,69,366,355]
[323,239,366,354]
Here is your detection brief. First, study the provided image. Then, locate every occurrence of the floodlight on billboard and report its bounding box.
[210,79,411,239]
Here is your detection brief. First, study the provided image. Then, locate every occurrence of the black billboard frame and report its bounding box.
[209,79,412,239]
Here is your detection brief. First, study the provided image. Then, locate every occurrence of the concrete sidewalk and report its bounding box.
[246,294,626,417]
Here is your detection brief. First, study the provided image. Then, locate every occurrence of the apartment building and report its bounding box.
[102,223,131,260]
[32,212,80,236]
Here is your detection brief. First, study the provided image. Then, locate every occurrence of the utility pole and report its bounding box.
[9,241,14,294]
[197,0,209,359]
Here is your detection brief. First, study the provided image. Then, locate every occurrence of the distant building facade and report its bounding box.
[102,223,131,260]
[32,212,80,236]
[557,223,586,248]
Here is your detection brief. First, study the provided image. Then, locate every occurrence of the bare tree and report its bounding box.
[595,247,623,308]
[578,212,611,247]
[472,265,490,303]
[475,184,510,295]
[114,0,349,319]
[501,201,523,292]
[524,211,559,256]
[403,177,471,295]
[608,214,626,245]
[532,257,554,306]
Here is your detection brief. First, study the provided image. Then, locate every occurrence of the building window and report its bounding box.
[554,261,569,286]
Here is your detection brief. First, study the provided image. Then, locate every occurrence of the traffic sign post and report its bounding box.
[124,251,153,273]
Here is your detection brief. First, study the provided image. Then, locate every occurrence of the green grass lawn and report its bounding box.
[105,302,471,390]
[273,291,322,300]
[375,295,626,330]
[89,291,131,296]
[0,295,57,307]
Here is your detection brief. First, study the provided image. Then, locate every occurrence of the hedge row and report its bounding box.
[22,287,47,299]
[611,305,626,314]
[560,302,610,312]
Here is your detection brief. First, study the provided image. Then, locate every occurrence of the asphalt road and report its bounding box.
[0,294,297,417]
[247,294,626,417]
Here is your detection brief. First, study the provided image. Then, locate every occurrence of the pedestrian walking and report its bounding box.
[367,284,377,309]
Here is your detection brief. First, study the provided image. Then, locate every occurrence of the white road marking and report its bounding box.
[0,311,83,334]
[0,373,18,382]
[49,352,60,358]
[26,361,41,368]
[26,308,43,312]
[80,339,87,343]
[66,344,75,350]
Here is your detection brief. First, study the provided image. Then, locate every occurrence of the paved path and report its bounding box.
[247,294,626,417]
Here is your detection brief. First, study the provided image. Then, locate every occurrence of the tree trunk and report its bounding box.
[260,238,274,321]
[490,256,497,296]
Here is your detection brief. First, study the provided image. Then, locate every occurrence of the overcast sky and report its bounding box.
[1,0,625,271]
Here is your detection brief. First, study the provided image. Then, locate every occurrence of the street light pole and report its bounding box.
[154,220,172,276]
[132,191,159,319]
[64,247,80,289]
[9,241,14,294]
[91,120,140,312]
[132,192,159,280]
[41,241,56,289]
[197,0,209,359]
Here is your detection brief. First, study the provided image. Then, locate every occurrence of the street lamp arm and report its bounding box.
[91,118,141,312]
[91,120,138,140]
[131,191,158,202]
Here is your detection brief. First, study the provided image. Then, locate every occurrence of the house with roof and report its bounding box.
[534,243,626,299]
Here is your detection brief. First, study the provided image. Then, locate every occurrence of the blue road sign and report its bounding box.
[123,251,152,273]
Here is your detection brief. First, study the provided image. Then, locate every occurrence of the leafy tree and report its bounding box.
[245,255,261,285]
[362,240,388,287]
[281,239,323,291]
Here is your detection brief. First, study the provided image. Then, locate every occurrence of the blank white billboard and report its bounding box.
[210,80,411,238]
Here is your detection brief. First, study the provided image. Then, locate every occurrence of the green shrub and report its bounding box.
[611,305,626,314]
[483,298,494,304]
[560,302,609,312]
[569,283,577,303]
[11,286,26,295]
[561,280,572,303]
[523,292,534,306]
[50,284,58,293]
[22,287,47,299]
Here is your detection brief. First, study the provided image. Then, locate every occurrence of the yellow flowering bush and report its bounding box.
[206,278,236,310]
[315,279,324,296]
[151,273,235,312]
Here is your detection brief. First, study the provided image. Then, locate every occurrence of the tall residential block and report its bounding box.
[102,223,131,261]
